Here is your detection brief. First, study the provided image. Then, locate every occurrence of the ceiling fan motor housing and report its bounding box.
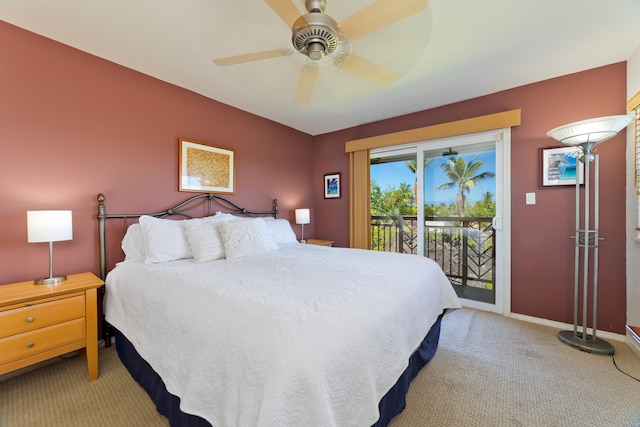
[292,10,341,61]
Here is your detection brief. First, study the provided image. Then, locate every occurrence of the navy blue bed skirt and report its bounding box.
[114,313,443,427]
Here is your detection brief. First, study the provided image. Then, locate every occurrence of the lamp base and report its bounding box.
[299,239,307,243]
[558,330,614,355]
[34,275,67,285]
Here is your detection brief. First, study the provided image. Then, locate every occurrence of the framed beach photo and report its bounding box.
[179,138,235,193]
[540,146,584,187]
[324,172,341,199]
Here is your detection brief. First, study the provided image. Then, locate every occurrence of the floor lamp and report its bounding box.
[547,115,634,355]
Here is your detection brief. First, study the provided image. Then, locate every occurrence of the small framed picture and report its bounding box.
[324,172,341,199]
[540,146,584,187]
[179,138,235,193]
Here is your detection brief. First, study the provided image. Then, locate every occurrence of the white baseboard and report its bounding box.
[508,312,626,343]
[626,329,640,357]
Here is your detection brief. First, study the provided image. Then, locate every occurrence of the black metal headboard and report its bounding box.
[96,192,278,347]
[97,192,278,280]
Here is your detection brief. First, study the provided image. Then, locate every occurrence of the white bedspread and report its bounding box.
[104,244,460,427]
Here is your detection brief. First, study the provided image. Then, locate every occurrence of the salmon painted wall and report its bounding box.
[0,21,629,334]
[312,63,628,334]
[0,21,314,283]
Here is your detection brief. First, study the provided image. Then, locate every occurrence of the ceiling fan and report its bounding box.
[212,0,429,104]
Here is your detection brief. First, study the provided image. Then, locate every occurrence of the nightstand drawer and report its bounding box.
[0,318,85,365]
[0,294,85,339]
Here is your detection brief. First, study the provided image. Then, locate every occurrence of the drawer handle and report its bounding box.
[27,342,34,348]
[26,316,34,323]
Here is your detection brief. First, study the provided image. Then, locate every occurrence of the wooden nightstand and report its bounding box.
[305,239,334,247]
[0,272,104,381]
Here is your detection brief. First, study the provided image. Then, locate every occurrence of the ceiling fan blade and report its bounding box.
[264,0,302,28]
[213,49,292,66]
[294,63,319,104]
[337,54,397,87]
[340,0,428,42]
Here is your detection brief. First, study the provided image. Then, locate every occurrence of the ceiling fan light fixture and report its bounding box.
[306,41,326,61]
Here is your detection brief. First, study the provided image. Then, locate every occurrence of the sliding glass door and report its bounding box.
[370,130,510,313]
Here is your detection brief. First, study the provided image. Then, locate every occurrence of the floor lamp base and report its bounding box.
[558,330,614,355]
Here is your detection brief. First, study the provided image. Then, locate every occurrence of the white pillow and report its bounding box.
[217,218,277,260]
[214,212,235,220]
[138,216,191,263]
[184,216,231,262]
[121,223,146,261]
[264,219,298,244]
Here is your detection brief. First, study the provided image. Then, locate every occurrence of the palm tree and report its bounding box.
[437,156,495,217]
[481,191,494,206]
[406,158,435,175]
[406,158,435,203]
[396,182,415,213]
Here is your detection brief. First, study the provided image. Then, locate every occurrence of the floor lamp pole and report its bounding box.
[547,114,634,355]
[557,144,614,355]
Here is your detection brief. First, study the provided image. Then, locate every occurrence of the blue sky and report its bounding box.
[371,150,496,205]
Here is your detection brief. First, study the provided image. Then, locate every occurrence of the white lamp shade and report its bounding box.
[27,210,73,243]
[295,208,310,225]
[547,115,634,146]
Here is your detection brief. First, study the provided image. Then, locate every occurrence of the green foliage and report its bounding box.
[370,179,416,216]
[373,184,496,219]
[371,177,417,252]
[465,191,496,218]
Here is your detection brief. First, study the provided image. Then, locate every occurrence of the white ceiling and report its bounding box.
[2,0,640,136]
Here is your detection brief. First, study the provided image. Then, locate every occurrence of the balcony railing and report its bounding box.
[371,215,495,303]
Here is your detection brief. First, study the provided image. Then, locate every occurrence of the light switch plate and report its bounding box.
[526,192,536,205]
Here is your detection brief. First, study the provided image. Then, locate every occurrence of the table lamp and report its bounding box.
[295,208,310,243]
[27,210,73,285]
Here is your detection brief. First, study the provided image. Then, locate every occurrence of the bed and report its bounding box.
[98,193,461,427]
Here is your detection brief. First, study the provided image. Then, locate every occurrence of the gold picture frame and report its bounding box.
[179,138,235,194]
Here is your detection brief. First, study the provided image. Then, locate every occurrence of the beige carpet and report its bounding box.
[1,309,639,427]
